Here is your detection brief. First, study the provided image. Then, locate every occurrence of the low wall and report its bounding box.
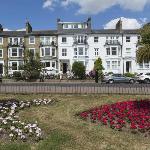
[0,83,150,95]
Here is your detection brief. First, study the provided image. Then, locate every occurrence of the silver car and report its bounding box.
[103,74,135,84]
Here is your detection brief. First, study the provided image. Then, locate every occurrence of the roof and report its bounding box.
[0,30,57,37]
[92,29,139,34]
[0,29,139,37]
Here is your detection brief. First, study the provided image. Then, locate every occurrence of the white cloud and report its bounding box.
[104,17,146,29]
[3,28,26,31]
[43,0,150,14]
[16,28,26,31]
[3,28,12,31]
[43,0,58,9]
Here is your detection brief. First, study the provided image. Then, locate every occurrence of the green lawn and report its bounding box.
[0,94,150,150]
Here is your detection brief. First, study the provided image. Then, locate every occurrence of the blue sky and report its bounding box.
[0,0,149,30]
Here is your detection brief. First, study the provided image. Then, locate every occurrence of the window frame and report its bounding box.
[126,36,131,42]
[94,36,99,43]
[29,36,35,44]
[62,48,67,56]
[62,37,67,43]
[0,37,3,45]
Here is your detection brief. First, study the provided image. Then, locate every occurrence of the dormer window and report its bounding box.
[74,24,78,29]
[64,24,68,29]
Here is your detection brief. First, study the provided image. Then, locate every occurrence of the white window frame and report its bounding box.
[11,61,18,71]
[78,47,84,56]
[10,48,23,57]
[62,49,67,56]
[29,36,35,44]
[62,37,67,43]
[112,61,118,69]
[126,36,130,42]
[126,48,131,54]
[106,61,110,69]
[52,48,56,57]
[106,48,110,56]
[94,36,99,43]
[111,47,117,56]
[0,37,3,45]
[52,61,56,68]
[0,49,3,58]
[94,48,99,56]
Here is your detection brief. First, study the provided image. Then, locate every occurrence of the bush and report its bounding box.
[13,71,22,81]
[124,73,136,78]
[72,62,86,79]
[22,70,40,81]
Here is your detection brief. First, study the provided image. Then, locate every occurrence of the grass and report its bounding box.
[0,94,150,150]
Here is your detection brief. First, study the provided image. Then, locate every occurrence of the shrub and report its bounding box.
[13,71,22,81]
[124,73,135,78]
[72,62,86,79]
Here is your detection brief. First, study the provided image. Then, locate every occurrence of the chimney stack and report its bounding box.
[116,19,122,32]
[26,21,32,34]
[0,24,3,32]
[87,17,92,32]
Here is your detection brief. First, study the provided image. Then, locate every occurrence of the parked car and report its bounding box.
[103,73,135,84]
[136,73,150,83]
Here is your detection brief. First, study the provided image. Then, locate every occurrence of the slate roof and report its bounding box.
[0,30,57,37]
[0,29,139,37]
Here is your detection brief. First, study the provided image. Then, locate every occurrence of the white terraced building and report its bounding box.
[57,18,147,74]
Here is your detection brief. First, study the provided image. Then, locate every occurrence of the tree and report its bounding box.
[72,62,85,79]
[94,58,104,81]
[136,23,150,63]
[20,50,43,80]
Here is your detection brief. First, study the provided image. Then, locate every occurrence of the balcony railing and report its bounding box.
[40,41,57,47]
[105,40,121,45]
[73,40,88,45]
[73,55,89,59]
[8,41,24,47]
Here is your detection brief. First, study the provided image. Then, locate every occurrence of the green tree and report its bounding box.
[72,62,85,79]
[94,57,104,80]
[20,50,43,80]
[137,23,150,63]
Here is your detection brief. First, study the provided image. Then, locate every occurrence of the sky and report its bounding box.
[0,0,149,31]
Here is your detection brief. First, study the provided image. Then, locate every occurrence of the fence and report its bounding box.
[0,83,150,94]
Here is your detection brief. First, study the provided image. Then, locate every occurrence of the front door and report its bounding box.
[63,63,67,74]
[126,61,132,73]
[0,64,3,74]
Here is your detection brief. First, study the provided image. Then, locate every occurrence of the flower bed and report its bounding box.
[79,100,150,137]
[0,98,54,141]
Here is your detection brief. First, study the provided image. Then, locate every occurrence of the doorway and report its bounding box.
[126,61,132,73]
[0,64,3,74]
[63,63,67,74]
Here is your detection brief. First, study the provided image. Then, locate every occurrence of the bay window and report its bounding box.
[112,47,117,55]
[11,62,18,70]
[78,47,84,55]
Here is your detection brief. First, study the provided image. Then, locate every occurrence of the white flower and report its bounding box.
[10,126,15,130]
[9,133,14,137]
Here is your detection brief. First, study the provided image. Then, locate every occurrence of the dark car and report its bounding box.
[103,73,135,84]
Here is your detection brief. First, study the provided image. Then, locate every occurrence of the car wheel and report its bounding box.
[108,80,114,84]
[129,79,135,84]
[144,78,150,84]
